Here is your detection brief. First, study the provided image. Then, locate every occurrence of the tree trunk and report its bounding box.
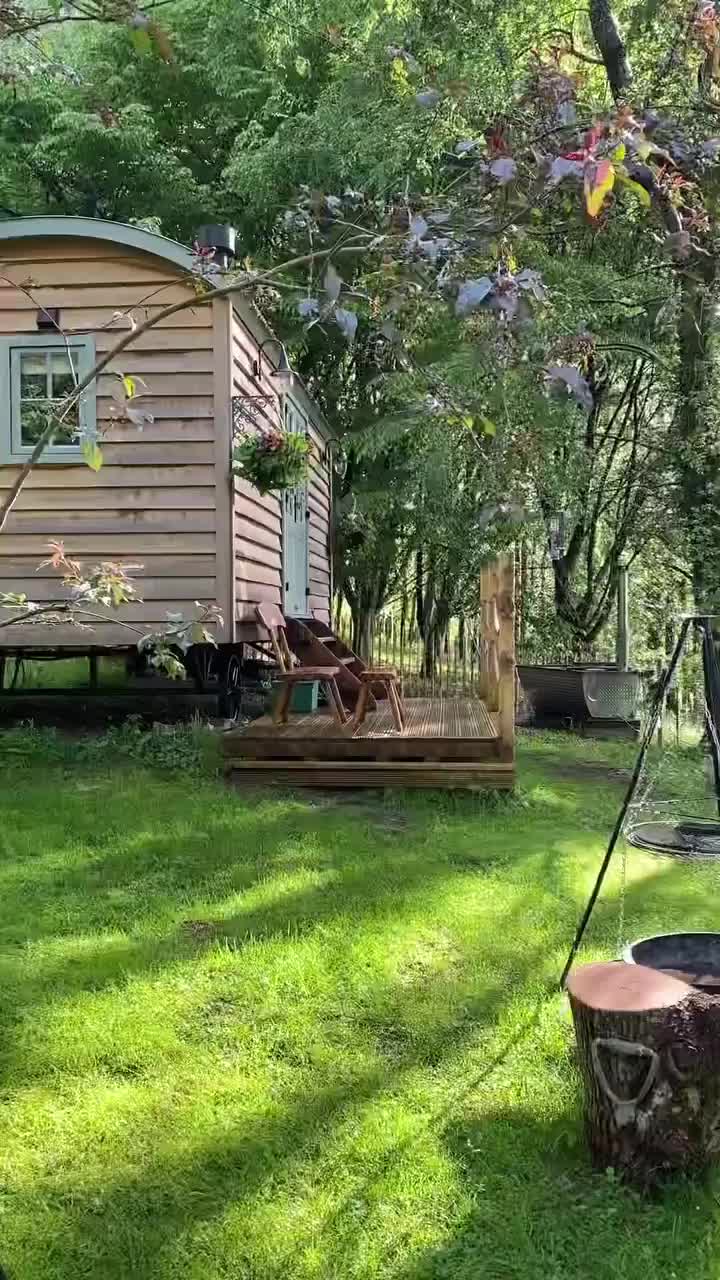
[352,607,377,662]
[519,542,528,657]
[567,962,720,1188]
[589,0,632,100]
[676,254,720,610]
[421,626,439,681]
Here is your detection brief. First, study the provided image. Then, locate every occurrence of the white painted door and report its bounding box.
[282,398,309,617]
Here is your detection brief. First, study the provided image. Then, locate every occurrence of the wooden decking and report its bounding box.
[223,696,515,789]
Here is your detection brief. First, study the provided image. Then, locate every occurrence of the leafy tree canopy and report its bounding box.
[1,0,719,656]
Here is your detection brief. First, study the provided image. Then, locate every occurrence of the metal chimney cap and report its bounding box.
[195,224,236,257]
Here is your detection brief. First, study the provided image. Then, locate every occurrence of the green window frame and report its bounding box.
[0,334,96,464]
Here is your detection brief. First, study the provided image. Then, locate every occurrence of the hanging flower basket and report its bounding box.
[232,428,311,495]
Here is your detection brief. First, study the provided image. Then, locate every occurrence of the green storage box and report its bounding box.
[268,679,319,715]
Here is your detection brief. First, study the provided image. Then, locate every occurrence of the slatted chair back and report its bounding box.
[255,604,295,673]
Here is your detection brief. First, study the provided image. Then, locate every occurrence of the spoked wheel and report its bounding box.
[225,653,241,693]
[219,652,242,720]
[187,644,217,692]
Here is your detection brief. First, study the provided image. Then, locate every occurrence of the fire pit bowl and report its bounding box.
[624,932,720,993]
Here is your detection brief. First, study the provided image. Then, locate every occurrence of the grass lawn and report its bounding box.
[0,727,717,1279]
[3,657,129,690]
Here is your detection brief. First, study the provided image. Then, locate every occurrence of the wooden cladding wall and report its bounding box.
[0,236,220,649]
[230,318,283,635]
[230,309,332,636]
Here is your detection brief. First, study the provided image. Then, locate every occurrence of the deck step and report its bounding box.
[228,759,515,790]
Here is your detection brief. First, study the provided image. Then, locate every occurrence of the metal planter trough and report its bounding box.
[582,668,643,720]
[518,663,642,734]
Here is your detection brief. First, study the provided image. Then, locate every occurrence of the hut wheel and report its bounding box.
[218,652,242,721]
[189,644,216,692]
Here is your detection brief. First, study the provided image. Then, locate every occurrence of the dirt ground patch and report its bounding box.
[539,756,632,785]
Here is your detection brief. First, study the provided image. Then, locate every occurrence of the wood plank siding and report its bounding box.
[230,307,332,639]
[0,227,333,654]
[0,235,224,649]
[230,316,283,635]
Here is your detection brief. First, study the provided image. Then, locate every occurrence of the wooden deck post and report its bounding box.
[496,553,516,760]
[478,565,489,702]
[480,561,501,711]
[480,553,515,760]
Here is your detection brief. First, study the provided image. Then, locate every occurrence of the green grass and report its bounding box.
[4,656,129,689]
[0,727,717,1279]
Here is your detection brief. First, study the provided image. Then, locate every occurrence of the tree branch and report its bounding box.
[541,28,605,65]
[589,0,632,101]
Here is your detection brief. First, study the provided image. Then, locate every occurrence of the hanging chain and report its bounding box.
[616,837,628,955]
[559,619,693,988]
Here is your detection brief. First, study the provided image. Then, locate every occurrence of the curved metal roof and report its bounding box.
[0,216,195,271]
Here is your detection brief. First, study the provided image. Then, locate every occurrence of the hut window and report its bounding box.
[0,334,96,464]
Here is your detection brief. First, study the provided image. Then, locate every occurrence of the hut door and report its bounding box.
[282,399,309,617]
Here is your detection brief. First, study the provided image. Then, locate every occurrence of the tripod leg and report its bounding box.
[700,619,720,818]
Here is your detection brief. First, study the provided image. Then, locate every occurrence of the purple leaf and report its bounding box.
[545,364,593,411]
[324,263,343,301]
[493,291,518,320]
[126,406,155,428]
[516,268,547,301]
[455,277,494,316]
[415,88,442,108]
[665,230,691,261]
[380,319,401,343]
[489,156,517,184]
[497,501,526,521]
[548,155,583,185]
[420,237,451,263]
[334,307,358,341]
[387,45,420,74]
[111,310,137,330]
[477,504,498,529]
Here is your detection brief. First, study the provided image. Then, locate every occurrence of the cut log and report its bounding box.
[567,961,720,1187]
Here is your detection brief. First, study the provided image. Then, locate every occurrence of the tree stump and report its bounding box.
[567,961,720,1187]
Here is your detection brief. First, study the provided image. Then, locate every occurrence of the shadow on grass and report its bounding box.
[1,756,707,1278]
[12,956,556,1278]
[275,1001,550,1280]
[392,1101,718,1280]
[0,772,572,1275]
[0,773,583,1028]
